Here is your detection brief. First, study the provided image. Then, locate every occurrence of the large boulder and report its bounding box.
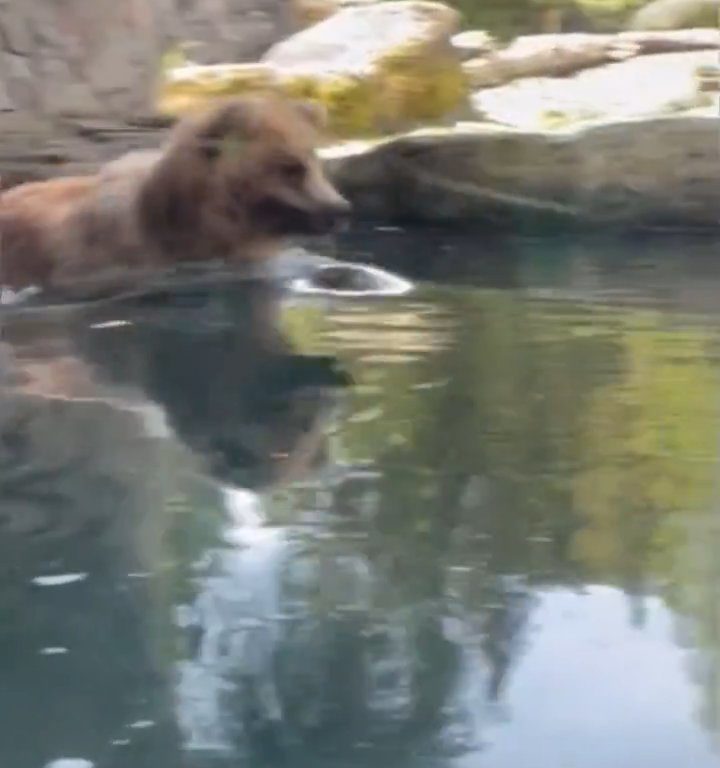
[472,50,719,129]
[323,114,719,229]
[266,0,467,136]
[159,1,468,137]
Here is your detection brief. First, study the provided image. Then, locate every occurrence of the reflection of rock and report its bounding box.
[68,284,351,489]
[161,1,467,136]
[324,115,719,228]
[0,343,188,767]
[0,346,177,577]
[0,279,351,563]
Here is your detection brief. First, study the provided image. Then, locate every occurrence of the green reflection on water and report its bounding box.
[3,246,720,768]
[272,283,720,762]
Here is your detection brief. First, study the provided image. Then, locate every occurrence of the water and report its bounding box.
[1,230,720,768]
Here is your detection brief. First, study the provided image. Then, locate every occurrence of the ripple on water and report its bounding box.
[44,760,94,768]
[31,573,88,587]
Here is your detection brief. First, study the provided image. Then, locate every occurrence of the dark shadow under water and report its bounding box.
[1,230,720,768]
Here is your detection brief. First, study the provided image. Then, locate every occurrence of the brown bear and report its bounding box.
[0,94,350,300]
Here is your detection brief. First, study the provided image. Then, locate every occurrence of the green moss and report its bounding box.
[376,46,467,128]
[157,32,468,137]
[307,76,377,136]
[157,65,278,116]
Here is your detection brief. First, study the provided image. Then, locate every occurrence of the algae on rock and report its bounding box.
[157,1,469,138]
[264,1,469,135]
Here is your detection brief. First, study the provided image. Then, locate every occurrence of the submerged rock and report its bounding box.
[324,114,720,229]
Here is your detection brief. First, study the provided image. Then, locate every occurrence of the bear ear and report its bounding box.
[293,99,327,130]
[196,100,253,160]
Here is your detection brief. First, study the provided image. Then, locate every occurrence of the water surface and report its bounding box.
[1,232,720,768]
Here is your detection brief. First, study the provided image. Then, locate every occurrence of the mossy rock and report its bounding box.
[264,1,468,137]
[157,63,279,117]
[157,2,468,138]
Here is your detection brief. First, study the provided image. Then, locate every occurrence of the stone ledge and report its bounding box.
[323,114,720,230]
[2,114,717,232]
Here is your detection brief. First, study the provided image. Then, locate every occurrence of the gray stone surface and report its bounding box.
[0,0,298,135]
[173,0,291,65]
[0,0,171,120]
[472,51,719,129]
[324,115,720,230]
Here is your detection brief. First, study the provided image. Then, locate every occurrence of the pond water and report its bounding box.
[1,230,720,768]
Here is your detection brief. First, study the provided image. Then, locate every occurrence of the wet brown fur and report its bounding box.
[0,94,349,297]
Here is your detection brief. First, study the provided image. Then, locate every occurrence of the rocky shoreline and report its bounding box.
[1,0,718,231]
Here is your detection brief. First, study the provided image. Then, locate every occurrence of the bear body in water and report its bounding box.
[0,94,350,301]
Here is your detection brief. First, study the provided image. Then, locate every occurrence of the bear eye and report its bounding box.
[277,158,306,183]
[199,139,221,161]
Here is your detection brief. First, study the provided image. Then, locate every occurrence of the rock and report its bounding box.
[159,1,468,136]
[276,252,414,296]
[451,29,497,60]
[0,0,171,119]
[628,0,719,30]
[158,63,278,115]
[696,63,720,92]
[290,0,384,28]
[472,51,718,129]
[461,29,720,90]
[168,0,295,66]
[262,0,467,136]
[462,33,638,89]
[292,0,343,27]
[323,114,719,229]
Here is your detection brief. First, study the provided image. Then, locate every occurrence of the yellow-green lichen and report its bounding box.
[156,33,468,138]
[157,65,278,117]
[313,76,378,136]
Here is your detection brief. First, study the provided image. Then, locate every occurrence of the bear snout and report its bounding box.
[312,195,352,233]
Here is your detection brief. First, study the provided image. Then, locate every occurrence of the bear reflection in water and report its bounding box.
[0,277,353,768]
[0,267,463,768]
